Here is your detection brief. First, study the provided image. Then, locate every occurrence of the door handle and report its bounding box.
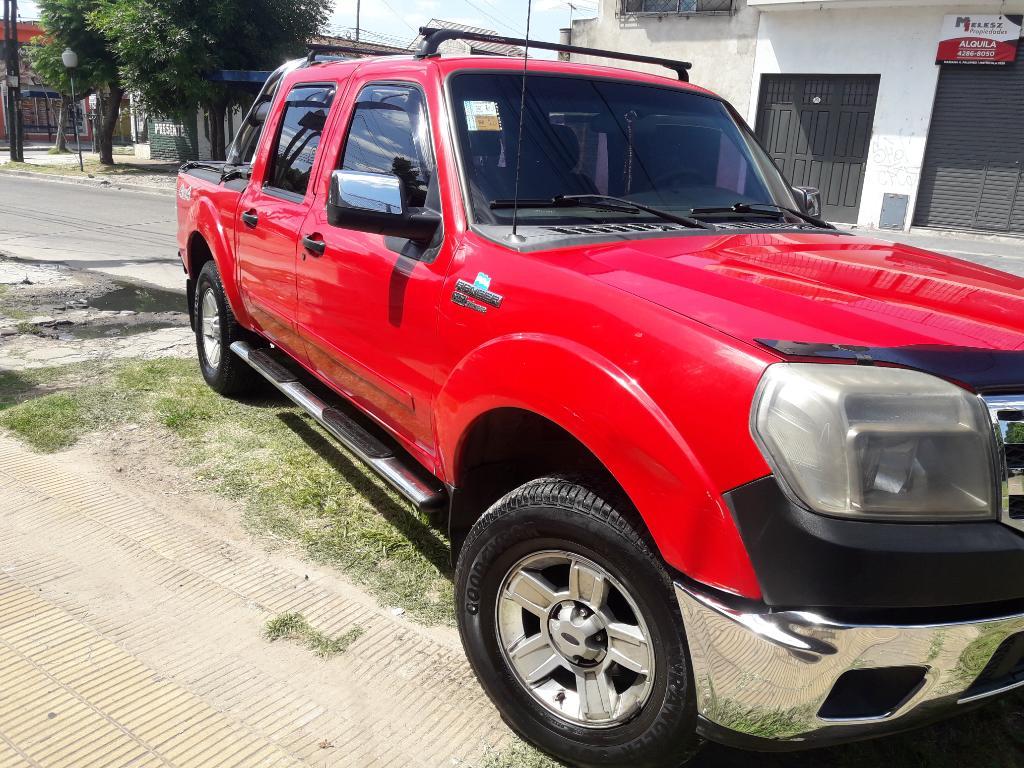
[302,234,326,257]
[241,210,259,228]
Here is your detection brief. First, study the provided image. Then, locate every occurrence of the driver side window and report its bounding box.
[340,84,435,208]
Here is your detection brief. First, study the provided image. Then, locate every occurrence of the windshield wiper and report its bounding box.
[690,202,833,230]
[490,194,713,230]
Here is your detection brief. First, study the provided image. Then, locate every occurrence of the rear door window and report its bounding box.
[266,84,336,198]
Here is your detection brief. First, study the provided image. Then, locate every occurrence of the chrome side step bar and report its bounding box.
[230,341,446,511]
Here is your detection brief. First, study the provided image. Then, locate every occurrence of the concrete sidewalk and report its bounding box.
[0,436,512,767]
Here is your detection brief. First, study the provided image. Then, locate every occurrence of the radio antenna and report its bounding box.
[507,0,534,244]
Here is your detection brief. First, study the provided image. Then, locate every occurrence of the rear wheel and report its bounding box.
[194,261,259,396]
[455,478,701,768]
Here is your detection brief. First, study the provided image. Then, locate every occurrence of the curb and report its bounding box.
[0,167,176,197]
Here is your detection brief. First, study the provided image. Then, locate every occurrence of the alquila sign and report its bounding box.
[936,14,1023,65]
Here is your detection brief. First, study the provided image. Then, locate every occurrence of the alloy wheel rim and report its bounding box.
[200,289,221,368]
[495,550,656,729]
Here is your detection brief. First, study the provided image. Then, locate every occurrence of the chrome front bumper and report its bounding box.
[676,583,1024,748]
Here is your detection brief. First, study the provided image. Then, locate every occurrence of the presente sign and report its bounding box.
[936,14,1022,65]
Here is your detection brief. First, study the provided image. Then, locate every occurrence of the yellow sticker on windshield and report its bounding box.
[465,100,502,132]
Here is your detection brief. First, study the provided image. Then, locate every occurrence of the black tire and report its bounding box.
[455,477,701,768]
[194,261,259,396]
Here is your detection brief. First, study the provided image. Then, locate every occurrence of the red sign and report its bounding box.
[937,14,1022,64]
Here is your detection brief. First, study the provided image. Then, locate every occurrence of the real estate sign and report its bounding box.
[936,14,1023,65]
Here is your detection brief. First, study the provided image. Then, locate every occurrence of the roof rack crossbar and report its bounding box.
[306,43,407,64]
[414,26,691,81]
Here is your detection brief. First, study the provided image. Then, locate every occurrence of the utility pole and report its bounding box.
[355,0,360,42]
[3,0,11,159]
[3,0,22,161]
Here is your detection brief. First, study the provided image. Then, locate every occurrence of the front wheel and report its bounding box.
[455,478,700,768]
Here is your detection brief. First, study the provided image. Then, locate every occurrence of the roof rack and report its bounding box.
[306,43,408,65]
[414,26,692,81]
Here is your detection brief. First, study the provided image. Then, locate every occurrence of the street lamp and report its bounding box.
[61,48,84,172]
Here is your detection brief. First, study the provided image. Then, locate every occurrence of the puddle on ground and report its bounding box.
[57,321,181,341]
[88,281,185,314]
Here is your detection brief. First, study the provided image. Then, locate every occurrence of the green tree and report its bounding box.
[95,0,331,160]
[32,0,125,165]
[1007,422,1024,445]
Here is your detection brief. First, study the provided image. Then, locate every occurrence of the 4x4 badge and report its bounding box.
[451,291,487,313]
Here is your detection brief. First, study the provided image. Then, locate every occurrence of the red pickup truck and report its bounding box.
[177,28,1024,767]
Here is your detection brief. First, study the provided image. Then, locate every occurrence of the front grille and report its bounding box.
[984,395,1024,529]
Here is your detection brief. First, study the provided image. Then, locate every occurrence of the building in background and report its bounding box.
[570,0,1024,234]
[0,20,93,147]
[411,19,525,56]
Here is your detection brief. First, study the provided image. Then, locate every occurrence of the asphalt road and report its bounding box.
[0,176,181,290]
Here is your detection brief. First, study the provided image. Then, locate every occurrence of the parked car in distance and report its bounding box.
[176,28,1024,768]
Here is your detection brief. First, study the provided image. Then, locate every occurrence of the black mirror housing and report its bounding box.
[793,186,823,219]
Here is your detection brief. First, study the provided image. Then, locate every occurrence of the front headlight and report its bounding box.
[751,363,996,521]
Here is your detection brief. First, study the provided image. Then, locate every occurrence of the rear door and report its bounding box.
[236,82,337,359]
[295,78,450,462]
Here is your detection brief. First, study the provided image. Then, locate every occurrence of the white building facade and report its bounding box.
[571,0,1024,233]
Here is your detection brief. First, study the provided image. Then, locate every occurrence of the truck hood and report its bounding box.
[585,231,1024,353]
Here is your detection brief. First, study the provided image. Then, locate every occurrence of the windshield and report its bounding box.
[449,73,799,226]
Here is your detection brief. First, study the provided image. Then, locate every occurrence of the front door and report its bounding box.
[755,75,879,223]
[236,82,337,359]
[296,81,449,463]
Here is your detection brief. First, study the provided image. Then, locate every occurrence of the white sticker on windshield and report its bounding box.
[464,100,502,132]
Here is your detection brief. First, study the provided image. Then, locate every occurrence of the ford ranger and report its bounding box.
[176,27,1024,768]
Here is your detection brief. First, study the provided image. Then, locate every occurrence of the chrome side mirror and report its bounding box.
[327,170,440,242]
[793,186,822,219]
[330,170,405,215]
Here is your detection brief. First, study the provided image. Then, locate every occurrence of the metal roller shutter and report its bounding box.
[914,41,1024,233]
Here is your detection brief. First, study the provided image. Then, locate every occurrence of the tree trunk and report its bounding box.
[54,97,69,153]
[97,84,126,166]
[209,99,228,161]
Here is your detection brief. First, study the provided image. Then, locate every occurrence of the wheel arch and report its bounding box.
[185,201,251,329]
[437,333,761,599]
[448,407,645,558]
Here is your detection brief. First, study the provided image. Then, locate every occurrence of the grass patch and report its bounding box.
[480,742,561,768]
[2,159,175,178]
[264,612,364,659]
[0,283,31,321]
[0,365,84,412]
[0,358,455,625]
[0,361,134,449]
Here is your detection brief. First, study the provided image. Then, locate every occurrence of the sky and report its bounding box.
[14,0,598,47]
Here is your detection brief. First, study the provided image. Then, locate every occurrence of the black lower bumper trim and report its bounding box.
[727,476,1024,610]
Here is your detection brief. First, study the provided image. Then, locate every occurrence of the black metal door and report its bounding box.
[913,42,1024,234]
[755,75,879,223]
